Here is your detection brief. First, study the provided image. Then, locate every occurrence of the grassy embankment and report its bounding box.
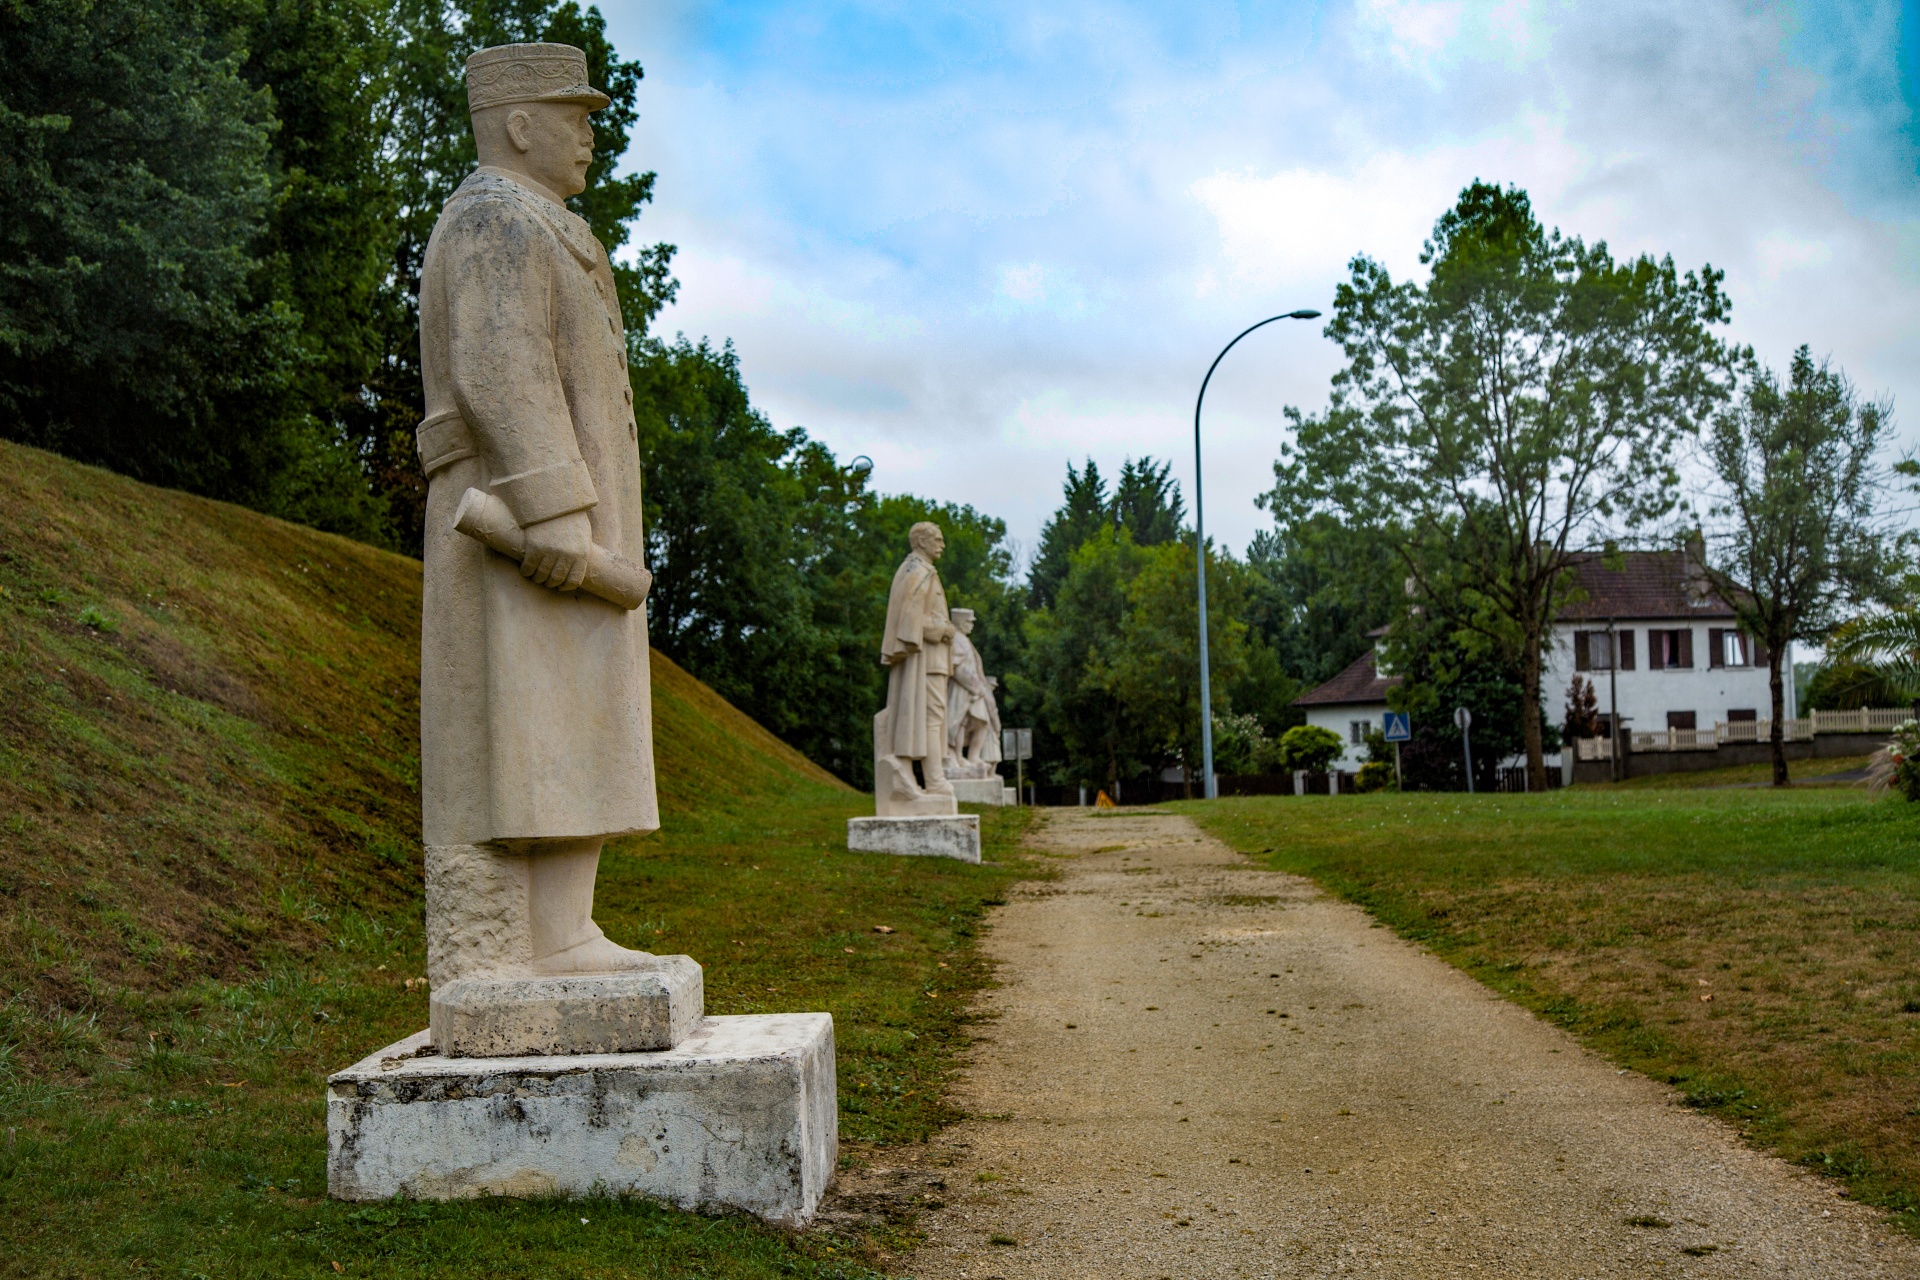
[1187,786,1920,1231]
[0,441,1031,1279]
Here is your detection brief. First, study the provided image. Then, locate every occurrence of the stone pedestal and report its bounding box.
[847,814,981,862]
[429,959,703,1057]
[950,778,1006,806]
[327,1015,837,1225]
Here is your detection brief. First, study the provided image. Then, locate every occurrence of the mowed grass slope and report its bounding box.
[0,442,1032,1279]
[1189,789,1920,1231]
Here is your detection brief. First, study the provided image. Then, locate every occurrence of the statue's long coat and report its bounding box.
[416,167,657,846]
[947,630,1002,760]
[878,551,950,760]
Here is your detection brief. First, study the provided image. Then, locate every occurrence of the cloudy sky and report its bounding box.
[601,0,1920,568]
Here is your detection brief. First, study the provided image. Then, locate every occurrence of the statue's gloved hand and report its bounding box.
[924,622,954,645]
[520,510,593,591]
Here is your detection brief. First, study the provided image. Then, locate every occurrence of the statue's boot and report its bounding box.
[528,837,657,974]
[920,748,957,798]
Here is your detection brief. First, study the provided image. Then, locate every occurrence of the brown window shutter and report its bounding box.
[1752,635,1769,668]
[1679,628,1693,669]
[1618,630,1635,670]
[1649,631,1665,670]
[1708,628,1724,668]
[1575,631,1591,672]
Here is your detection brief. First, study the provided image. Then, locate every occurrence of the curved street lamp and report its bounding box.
[1194,309,1321,800]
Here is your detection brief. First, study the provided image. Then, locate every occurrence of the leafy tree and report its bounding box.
[1385,599,1554,791]
[1696,347,1895,782]
[0,0,303,501]
[1272,181,1735,788]
[1243,513,1401,687]
[1016,530,1250,791]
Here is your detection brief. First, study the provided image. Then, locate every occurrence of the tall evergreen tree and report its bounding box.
[1027,460,1110,609]
[1111,457,1184,546]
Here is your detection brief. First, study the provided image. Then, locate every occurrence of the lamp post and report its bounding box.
[1194,309,1321,800]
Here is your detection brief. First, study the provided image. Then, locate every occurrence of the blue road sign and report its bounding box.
[1383,711,1411,742]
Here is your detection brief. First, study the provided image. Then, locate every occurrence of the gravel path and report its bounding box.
[883,808,1919,1278]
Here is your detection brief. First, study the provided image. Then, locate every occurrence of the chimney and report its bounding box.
[1682,531,1711,606]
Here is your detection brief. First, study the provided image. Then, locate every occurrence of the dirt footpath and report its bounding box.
[887,809,1920,1278]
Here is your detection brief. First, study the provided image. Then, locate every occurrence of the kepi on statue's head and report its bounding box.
[908,521,945,561]
[950,607,975,635]
[466,43,609,202]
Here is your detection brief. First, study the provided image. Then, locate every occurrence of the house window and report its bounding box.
[1667,711,1697,731]
[1727,709,1756,722]
[1648,628,1693,670]
[1709,629,1750,668]
[1349,720,1366,745]
[1574,630,1613,671]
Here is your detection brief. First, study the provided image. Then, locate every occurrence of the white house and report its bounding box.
[1294,640,1399,771]
[1547,547,1785,743]
[1292,548,1784,767]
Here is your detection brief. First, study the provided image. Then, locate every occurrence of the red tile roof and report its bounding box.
[1294,650,1401,707]
[1557,549,1737,621]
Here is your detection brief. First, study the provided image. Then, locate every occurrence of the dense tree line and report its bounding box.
[0,0,673,549]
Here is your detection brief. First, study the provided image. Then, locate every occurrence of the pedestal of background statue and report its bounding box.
[949,778,1008,806]
[847,814,981,862]
[327,1015,836,1226]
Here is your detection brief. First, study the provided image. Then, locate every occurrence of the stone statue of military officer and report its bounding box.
[415,43,659,988]
[873,522,959,816]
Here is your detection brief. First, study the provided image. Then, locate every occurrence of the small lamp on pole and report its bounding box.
[1194,309,1321,801]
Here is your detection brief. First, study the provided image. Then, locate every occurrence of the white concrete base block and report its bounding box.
[1002,786,1017,805]
[429,958,703,1057]
[847,814,981,862]
[327,1014,837,1226]
[949,778,1007,806]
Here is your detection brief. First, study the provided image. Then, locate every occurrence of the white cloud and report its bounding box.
[607,0,1920,558]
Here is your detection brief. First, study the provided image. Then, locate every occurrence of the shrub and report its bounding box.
[1869,721,1920,802]
[1354,760,1396,793]
[1276,724,1344,773]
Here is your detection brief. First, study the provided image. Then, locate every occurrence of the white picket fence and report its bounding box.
[1575,706,1911,758]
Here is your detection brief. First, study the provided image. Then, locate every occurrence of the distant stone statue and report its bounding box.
[874,522,959,816]
[945,608,1003,780]
[415,41,662,988]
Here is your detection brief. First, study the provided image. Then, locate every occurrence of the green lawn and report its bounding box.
[0,796,1033,1280]
[1185,788,1920,1232]
[0,444,1045,1278]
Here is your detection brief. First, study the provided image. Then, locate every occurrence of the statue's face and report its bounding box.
[918,528,944,560]
[509,101,595,198]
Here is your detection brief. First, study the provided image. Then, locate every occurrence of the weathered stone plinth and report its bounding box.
[950,778,1007,806]
[429,958,703,1057]
[327,1014,837,1225]
[847,814,980,862]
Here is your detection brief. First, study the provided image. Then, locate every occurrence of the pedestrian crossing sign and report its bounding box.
[1383,711,1411,742]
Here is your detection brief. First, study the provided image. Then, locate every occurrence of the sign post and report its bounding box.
[1454,706,1474,793]
[1383,711,1410,792]
[1002,728,1033,805]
